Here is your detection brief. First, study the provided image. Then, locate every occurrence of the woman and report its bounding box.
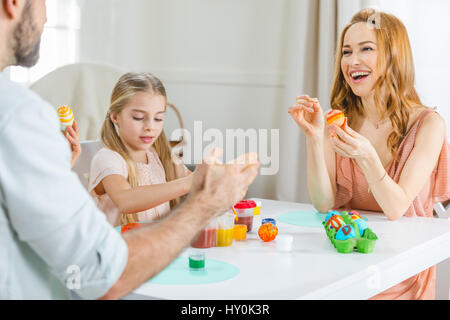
[289,9,449,299]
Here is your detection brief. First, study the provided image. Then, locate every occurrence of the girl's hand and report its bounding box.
[329,123,378,166]
[288,95,325,141]
[64,120,82,168]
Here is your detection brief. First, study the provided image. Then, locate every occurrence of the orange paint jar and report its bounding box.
[233,224,247,240]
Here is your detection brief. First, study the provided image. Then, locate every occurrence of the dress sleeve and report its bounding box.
[88,148,128,193]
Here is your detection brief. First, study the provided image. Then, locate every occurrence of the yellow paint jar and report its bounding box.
[216,228,233,247]
[216,212,235,247]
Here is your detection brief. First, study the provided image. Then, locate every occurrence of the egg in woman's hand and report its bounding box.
[326,109,347,129]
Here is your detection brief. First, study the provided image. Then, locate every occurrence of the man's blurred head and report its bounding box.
[12,0,46,67]
[0,0,47,69]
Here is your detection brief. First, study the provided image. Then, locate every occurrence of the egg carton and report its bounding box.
[322,211,378,254]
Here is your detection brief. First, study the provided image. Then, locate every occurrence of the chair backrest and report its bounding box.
[30,62,126,141]
[31,62,189,158]
[434,202,450,219]
[72,140,103,190]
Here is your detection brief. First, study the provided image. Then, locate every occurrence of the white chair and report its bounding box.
[434,200,450,300]
[434,202,450,219]
[31,62,189,156]
[30,62,126,141]
[72,140,103,190]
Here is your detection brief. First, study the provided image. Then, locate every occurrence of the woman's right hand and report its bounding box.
[288,95,325,141]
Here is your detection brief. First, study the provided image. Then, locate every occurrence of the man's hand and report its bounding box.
[100,148,259,300]
[190,148,259,217]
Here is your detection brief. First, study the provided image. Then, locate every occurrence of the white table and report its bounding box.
[129,198,450,300]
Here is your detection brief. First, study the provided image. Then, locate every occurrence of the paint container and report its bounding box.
[233,224,247,240]
[216,212,235,247]
[189,250,206,270]
[261,218,276,226]
[191,218,217,248]
[234,200,256,232]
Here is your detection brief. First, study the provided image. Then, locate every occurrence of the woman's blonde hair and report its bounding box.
[101,72,182,224]
[330,9,424,160]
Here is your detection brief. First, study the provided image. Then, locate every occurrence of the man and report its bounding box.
[0,0,259,299]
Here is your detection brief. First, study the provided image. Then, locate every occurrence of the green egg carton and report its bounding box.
[322,211,378,254]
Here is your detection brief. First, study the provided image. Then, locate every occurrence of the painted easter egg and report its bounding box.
[326,109,347,128]
[350,214,362,221]
[349,210,362,221]
[354,218,368,237]
[258,223,278,242]
[324,211,341,223]
[326,214,345,231]
[57,105,75,130]
[335,224,356,241]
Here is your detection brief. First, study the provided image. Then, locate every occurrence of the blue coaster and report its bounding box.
[149,257,240,285]
[277,210,328,228]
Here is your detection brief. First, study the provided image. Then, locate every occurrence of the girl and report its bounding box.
[289,9,449,299]
[89,72,192,227]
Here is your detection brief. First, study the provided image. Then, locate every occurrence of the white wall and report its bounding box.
[377,0,450,135]
[78,0,290,199]
[76,0,450,200]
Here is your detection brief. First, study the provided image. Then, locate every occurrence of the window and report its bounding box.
[8,0,80,86]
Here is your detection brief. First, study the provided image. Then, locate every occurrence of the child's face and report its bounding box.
[341,22,380,99]
[111,91,166,153]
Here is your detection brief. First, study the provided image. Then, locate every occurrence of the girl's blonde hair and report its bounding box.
[330,9,424,161]
[101,72,182,224]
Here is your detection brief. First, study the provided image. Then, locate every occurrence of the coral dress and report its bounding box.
[333,109,450,299]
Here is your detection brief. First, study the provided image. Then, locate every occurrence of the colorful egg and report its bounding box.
[335,225,356,241]
[354,219,368,237]
[324,211,341,223]
[349,210,362,220]
[326,109,347,129]
[326,214,345,231]
[57,105,74,131]
[258,223,278,242]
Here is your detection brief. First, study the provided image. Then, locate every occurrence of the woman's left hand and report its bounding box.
[329,124,377,166]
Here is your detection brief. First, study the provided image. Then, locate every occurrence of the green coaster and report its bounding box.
[149,257,240,285]
[277,210,328,228]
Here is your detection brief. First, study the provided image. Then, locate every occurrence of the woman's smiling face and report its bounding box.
[341,22,380,99]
